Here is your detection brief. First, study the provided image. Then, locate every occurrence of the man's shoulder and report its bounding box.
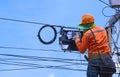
[93,26,105,31]
[84,26,106,38]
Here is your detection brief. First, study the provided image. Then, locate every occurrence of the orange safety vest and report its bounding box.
[76,26,111,57]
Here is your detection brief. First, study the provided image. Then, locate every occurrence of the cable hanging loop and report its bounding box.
[37,25,57,44]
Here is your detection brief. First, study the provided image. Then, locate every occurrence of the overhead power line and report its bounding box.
[99,0,110,6]
[0,53,86,63]
[0,56,87,72]
[0,58,117,74]
[0,17,78,29]
[0,61,86,72]
[0,17,46,25]
[0,53,117,74]
[0,46,79,54]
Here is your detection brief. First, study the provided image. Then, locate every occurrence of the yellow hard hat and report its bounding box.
[81,14,94,24]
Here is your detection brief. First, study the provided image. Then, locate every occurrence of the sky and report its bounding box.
[0,0,119,77]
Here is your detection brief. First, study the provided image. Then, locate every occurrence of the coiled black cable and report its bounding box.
[37,25,57,44]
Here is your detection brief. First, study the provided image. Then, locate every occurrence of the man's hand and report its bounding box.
[72,33,80,42]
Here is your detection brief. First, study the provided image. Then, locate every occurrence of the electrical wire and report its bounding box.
[99,0,110,7]
[0,59,117,74]
[0,46,79,54]
[99,0,120,19]
[0,17,77,29]
[0,60,91,72]
[0,53,88,72]
[102,6,115,17]
[0,62,86,72]
[0,57,88,66]
[0,67,41,71]
[0,57,116,74]
[99,0,120,11]
[0,53,118,74]
[0,67,86,72]
[0,53,87,65]
[0,53,87,72]
[0,17,46,25]
[0,58,86,72]
[0,58,76,67]
[37,25,57,44]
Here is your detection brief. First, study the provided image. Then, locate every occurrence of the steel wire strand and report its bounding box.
[0,59,86,72]
[0,59,117,74]
[0,55,117,74]
[0,53,87,65]
[0,46,79,54]
[0,17,77,29]
[0,54,117,74]
[0,53,82,61]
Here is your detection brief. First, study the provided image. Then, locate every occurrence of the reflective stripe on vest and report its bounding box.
[87,29,105,39]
